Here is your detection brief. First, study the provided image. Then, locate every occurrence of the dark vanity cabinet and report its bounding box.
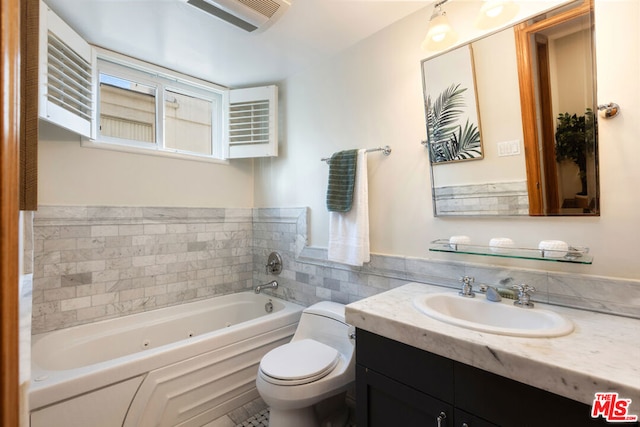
[356,329,632,427]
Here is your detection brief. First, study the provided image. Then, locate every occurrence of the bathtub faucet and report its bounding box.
[255,280,278,294]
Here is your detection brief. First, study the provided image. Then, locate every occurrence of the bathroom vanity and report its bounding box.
[346,283,640,427]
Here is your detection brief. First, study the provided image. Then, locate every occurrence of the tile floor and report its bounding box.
[205,397,356,427]
[236,408,270,427]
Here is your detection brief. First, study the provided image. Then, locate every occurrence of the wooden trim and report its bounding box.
[1,0,22,425]
[514,0,593,216]
[515,22,543,215]
[523,0,592,34]
[535,36,560,214]
[20,0,38,211]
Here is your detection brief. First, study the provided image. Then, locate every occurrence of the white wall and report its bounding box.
[254,0,640,280]
[38,122,254,207]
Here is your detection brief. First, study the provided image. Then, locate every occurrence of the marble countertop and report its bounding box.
[345,282,640,407]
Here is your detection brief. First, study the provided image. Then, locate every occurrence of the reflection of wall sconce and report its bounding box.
[475,0,519,29]
[422,0,458,51]
[597,102,620,119]
[423,0,521,52]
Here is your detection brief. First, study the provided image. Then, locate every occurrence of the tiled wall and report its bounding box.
[252,208,640,319]
[32,207,254,334]
[433,181,529,216]
[32,205,640,334]
[20,212,34,427]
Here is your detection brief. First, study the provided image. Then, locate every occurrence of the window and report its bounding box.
[164,89,215,156]
[99,73,157,144]
[94,56,224,159]
[40,3,278,162]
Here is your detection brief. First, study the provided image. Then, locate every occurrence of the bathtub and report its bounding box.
[29,292,304,427]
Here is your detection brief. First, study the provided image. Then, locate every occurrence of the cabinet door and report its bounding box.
[454,408,498,427]
[356,328,454,402]
[357,365,452,427]
[454,362,629,427]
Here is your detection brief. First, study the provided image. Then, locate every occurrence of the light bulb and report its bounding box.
[475,0,519,30]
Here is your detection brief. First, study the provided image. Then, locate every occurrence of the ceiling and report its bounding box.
[44,0,429,88]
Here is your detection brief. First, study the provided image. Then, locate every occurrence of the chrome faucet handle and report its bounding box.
[458,276,475,298]
[265,252,283,275]
[512,284,535,308]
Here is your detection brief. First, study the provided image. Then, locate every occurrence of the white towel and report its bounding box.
[328,149,370,266]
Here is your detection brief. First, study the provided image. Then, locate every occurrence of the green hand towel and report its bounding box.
[326,149,358,212]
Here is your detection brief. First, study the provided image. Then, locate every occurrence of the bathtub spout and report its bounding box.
[255,280,278,294]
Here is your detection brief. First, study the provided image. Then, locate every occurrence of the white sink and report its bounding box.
[412,292,574,338]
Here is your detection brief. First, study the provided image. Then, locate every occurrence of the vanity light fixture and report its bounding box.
[422,0,458,51]
[475,0,519,30]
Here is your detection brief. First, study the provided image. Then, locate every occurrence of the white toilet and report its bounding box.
[256,301,355,427]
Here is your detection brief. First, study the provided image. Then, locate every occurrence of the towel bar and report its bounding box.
[321,145,391,164]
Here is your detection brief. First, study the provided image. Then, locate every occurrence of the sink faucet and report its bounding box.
[512,284,535,308]
[479,284,502,302]
[458,276,475,298]
[255,280,278,294]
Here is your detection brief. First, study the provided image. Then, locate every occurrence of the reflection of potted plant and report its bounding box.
[554,109,595,195]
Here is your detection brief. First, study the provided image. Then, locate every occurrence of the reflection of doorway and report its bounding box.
[535,35,561,214]
[515,0,598,216]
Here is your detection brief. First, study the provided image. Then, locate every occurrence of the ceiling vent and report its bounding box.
[185,0,291,32]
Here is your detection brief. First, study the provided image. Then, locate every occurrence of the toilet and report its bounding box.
[256,301,355,427]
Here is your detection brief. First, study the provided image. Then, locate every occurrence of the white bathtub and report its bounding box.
[30,292,304,427]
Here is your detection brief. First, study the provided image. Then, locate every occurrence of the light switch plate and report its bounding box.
[497,140,521,157]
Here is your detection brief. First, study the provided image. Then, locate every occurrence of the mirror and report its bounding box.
[422,0,598,217]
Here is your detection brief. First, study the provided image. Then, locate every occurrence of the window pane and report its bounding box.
[99,73,156,143]
[165,90,212,156]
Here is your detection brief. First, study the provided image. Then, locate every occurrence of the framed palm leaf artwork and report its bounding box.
[421,45,483,164]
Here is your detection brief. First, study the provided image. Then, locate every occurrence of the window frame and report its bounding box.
[83,48,229,164]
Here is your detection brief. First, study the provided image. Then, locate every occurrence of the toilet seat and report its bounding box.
[260,339,340,386]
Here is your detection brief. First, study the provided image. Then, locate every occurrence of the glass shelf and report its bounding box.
[429,239,593,264]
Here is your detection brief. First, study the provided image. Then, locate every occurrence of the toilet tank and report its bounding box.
[292,302,354,358]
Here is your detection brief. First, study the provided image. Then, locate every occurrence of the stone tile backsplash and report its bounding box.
[433,181,529,216]
[32,206,254,334]
[31,205,640,334]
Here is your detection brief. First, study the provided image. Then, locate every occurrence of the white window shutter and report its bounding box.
[39,0,95,138]
[226,85,278,159]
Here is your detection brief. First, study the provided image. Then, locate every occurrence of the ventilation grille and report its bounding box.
[46,32,93,121]
[186,0,288,32]
[236,0,280,18]
[229,99,271,145]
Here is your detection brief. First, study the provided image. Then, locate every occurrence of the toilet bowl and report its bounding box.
[256,301,355,427]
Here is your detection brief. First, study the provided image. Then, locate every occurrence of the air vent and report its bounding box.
[236,0,280,18]
[185,0,290,32]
